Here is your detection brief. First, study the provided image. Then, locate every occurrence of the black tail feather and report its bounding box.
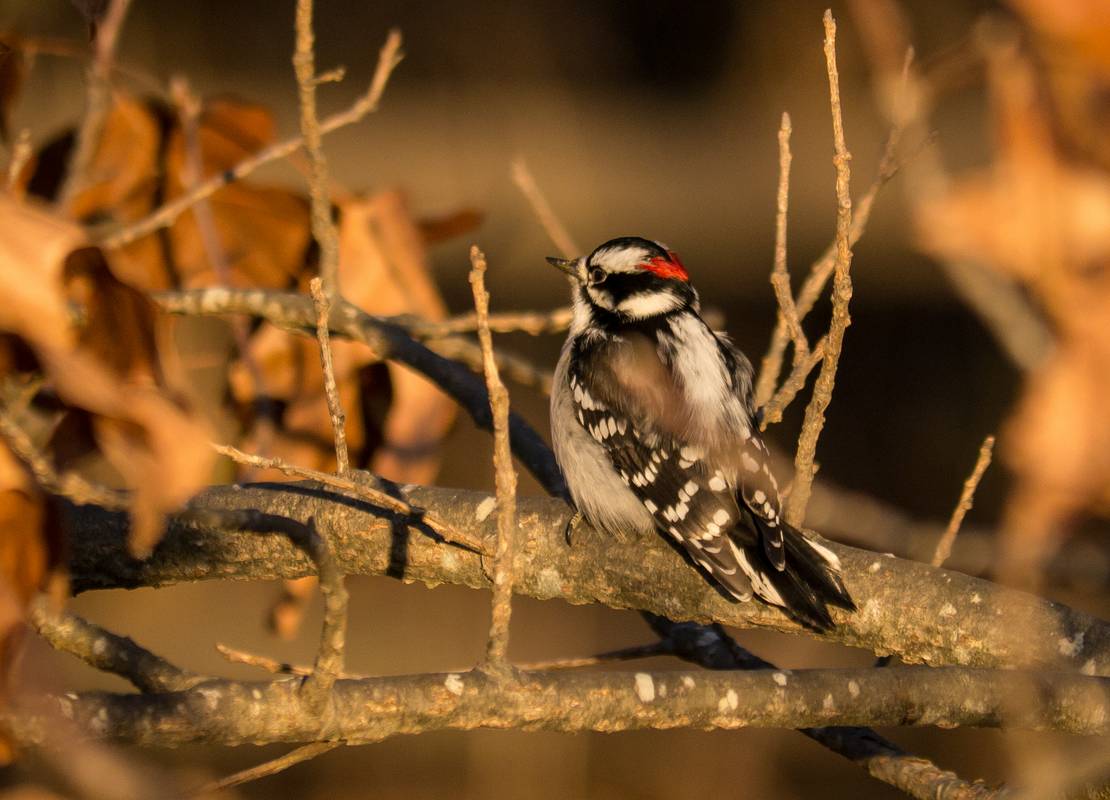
[744,522,855,631]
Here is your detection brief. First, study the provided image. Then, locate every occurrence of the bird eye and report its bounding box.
[588,267,606,284]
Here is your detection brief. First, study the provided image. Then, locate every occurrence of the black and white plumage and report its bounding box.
[548,236,854,629]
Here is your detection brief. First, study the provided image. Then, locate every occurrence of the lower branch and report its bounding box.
[647,618,1010,800]
[8,666,1106,748]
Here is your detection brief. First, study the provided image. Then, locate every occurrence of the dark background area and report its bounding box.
[3,1,1096,798]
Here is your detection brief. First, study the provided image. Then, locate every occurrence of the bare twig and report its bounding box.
[56,0,132,214]
[517,642,669,672]
[422,334,554,395]
[0,388,128,509]
[785,10,855,527]
[216,642,367,680]
[402,306,573,338]
[212,442,483,553]
[768,112,808,362]
[191,742,340,796]
[309,278,350,473]
[755,110,833,430]
[28,596,209,693]
[511,157,580,258]
[295,0,341,298]
[932,435,995,568]
[99,30,403,250]
[469,246,519,669]
[760,337,827,428]
[754,116,907,410]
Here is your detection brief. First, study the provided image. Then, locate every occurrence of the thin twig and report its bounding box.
[212,442,484,553]
[768,112,807,360]
[295,0,341,298]
[758,111,828,429]
[785,10,855,527]
[0,390,128,510]
[215,642,366,679]
[932,435,995,568]
[99,30,403,250]
[469,246,519,670]
[56,0,132,214]
[517,642,670,672]
[511,157,580,258]
[29,596,210,693]
[422,335,554,396]
[401,306,574,338]
[310,278,350,474]
[760,337,827,428]
[191,742,340,796]
[754,118,907,410]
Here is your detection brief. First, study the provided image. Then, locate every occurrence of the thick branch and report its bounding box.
[65,482,1110,675]
[8,666,1106,748]
[646,618,1010,800]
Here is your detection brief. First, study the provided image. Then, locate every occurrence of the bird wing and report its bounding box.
[570,334,758,600]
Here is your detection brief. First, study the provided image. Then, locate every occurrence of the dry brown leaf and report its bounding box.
[0,196,213,556]
[917,34,1110,578]
[233,190,456,480]
[164,97,311,289]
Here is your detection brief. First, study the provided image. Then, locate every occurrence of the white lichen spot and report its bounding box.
[939,603,957,618]
[772,671,788,687]
[658,682,668,697]
[681,676,696,689]
[1081,659,1097,676]
[475,496,497,522]
[634,672,655,703]
[848,680,860,698]
[198,686,221,711]
[92,638,107,657]
[444,673,465,696]
[537,567,562,598]
[868,561,881,574]
[716,689,738,713]
[251,688,262,700]
[1057,632,1085,657]
[440,548,459,571]
[822,693,835,712]
[970,592,981,605]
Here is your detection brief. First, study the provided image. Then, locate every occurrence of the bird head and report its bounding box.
[547,236,696,321]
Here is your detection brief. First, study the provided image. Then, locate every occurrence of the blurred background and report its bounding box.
[1,0,1107,797]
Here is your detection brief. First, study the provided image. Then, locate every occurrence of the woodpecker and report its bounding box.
[548,236,854,629]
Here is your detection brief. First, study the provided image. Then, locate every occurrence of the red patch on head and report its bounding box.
[640,252,689,281]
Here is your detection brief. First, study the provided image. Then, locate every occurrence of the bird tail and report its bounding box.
[732,522,855,631]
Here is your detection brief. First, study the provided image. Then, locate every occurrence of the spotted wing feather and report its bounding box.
[568,365,757,601]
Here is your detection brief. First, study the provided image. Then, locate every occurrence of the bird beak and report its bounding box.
[546,256,583,281]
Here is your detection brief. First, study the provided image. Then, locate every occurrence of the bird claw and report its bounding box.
[563,510,585,546]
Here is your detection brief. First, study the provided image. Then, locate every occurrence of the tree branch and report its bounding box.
[152,287,566,497]
[645,618,1012,800]
[8,666,1106,748]
[64,481,1110,675]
